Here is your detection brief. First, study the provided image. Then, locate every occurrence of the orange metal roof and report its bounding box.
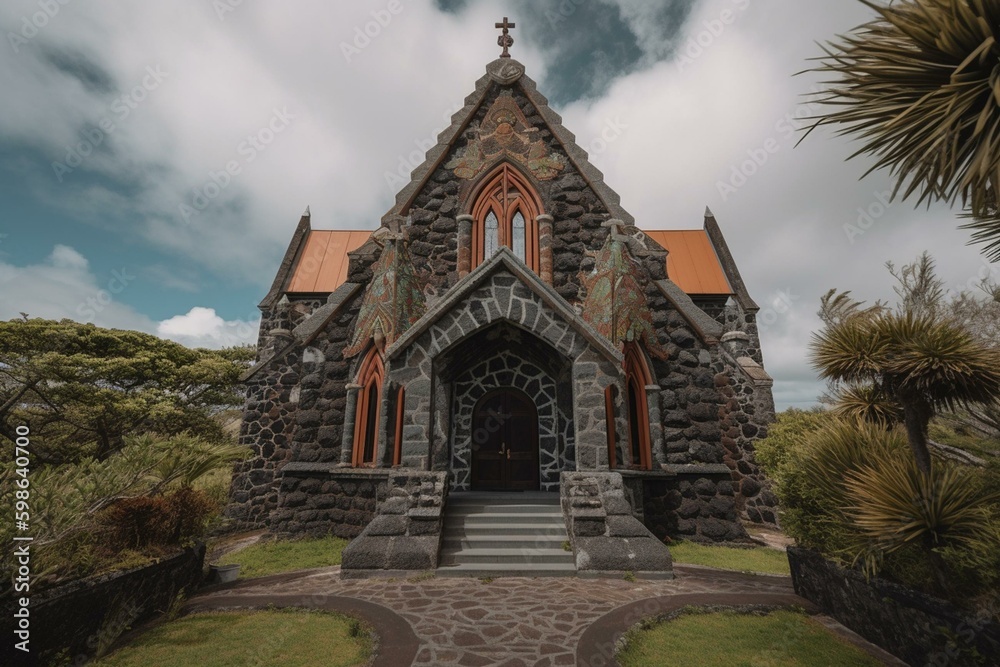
[286,228,732,296]
[285,230,371,293]
[642,230,732,295]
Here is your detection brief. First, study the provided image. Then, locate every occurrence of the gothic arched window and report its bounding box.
[471,163,542,271]
[623,343,653,470]
[352,347,384,467]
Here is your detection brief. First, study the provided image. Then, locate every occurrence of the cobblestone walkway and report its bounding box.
[190,565,800,666]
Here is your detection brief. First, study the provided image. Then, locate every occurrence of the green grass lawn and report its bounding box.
[618,610,880,667]
[94,610,371,667]
[215,535,348,578]
[668,541,790,575]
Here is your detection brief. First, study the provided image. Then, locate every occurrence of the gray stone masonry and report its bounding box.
[269,465,389,538]
[341,471,449,572]
[560,471,673,576]
[715,331,779,525]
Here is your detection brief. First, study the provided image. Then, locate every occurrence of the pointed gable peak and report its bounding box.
[381,57,635,227]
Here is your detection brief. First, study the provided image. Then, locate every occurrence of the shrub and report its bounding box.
[845,454,1000,595]
[98,487,219,550]
[767,414,1000,606]
[768,417,907,557]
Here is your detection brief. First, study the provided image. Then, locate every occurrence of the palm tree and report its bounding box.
[802,0,1000,260]
[812,310,1000,474]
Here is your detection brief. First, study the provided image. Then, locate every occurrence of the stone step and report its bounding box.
[440,547,574,565]
[446,504,562,514]
[443,522,570,537]
[448,493,560,505]
[442,535,568,550]
[443,511,564,524]
[435,562,578,578]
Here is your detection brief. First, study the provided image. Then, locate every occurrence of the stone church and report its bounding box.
[227,27,776,576]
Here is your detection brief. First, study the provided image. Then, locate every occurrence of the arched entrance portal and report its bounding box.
[470,389,539,491]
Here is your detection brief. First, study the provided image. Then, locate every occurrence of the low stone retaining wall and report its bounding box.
[341,471,449,573]
[788,546,1000,666]
[561,471,672,576]
[637,465,747,543]
[1,544,205,666]
[268,464,390,537]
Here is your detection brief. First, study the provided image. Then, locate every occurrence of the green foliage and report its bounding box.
[845,455,1000,587]
[765,415,1000,604]
[803,0,1000,260]
[756,408,834,476]
[779,419,909,558]
[0,433,247,593]
[811,307,1000,472]
[0,318,255,464]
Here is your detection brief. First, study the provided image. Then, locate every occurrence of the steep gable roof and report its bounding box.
[386,246,622,365]
[382,58,635,227]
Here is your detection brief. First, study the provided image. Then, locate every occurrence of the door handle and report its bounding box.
[499,441,506,455]
[507,449,510,460]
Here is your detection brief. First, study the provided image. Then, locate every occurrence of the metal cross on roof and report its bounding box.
[495,16,515,58]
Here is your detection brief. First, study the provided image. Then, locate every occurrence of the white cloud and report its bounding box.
[156,306,258,349]
[0,246,256,348]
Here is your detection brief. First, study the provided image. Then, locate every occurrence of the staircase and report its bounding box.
[437,492,577,577]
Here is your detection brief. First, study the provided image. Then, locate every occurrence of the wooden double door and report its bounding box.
[470,389,539,491]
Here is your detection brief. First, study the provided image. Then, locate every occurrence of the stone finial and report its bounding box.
[721,330,750,357]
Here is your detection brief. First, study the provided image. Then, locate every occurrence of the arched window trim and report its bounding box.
[623,342,653,471]
[605,385,619,469]
[469,162,542,271]
[352,347,384,467]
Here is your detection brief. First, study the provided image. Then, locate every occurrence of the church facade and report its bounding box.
[226,49,777,572]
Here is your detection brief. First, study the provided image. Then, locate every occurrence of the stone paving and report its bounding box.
[191,565,802,666]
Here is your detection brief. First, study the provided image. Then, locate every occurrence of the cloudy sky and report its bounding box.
[1,0,996,411]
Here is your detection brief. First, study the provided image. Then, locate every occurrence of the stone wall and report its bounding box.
[715,332,779,525]
[226,349,301,529]
[560,471,673,575]
[288,295,363,465]
[1,545,204,666]
[342,471,449,572]
[641,468,746,542]
[268,465,389,538]
[648,292,728,469]
[788,547,1000,665]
